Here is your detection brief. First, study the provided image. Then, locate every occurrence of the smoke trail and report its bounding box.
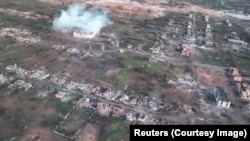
[52,3,112,34]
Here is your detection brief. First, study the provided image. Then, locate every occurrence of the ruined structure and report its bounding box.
[237,83,250,101]
[212,87,231,109]
[229,67,243,83]
[205,24,213,46]
[181,44,191,57]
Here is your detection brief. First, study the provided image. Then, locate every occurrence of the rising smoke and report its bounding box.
[52,4,112,34]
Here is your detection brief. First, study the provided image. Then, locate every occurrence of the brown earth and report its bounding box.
[130,73,153,89]
[75,123,100,141]
[196,66,234,95]
[20,127,52,141]
[161,86,200,106]
[38,0,221,18]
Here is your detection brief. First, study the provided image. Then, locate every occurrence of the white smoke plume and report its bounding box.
[52,3,112,34]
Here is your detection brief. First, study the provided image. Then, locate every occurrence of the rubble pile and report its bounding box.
[5,64,177,124]
[49,74,67,87]
[187,21,192,37]
[229,67,250,101]
[52,44,66,50]
[55,91,72,102]
[125,112,171,124]
[0,27,41,44]
[168,75,206,94]
[8,80,32,91]
[66,48,80,55]
[181,44,191,57]
[0,74,9,85]
[205,24,213,46]
[73,32,96,39]
[76,97,93,108]
[30,69,50,80]
[0,8,49,20]
[228,32,248,46]
[37,91,49,98]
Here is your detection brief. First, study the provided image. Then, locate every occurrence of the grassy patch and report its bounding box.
[121,54,147,69]
[0,14,21,28]
[150,62,162,70]
[0,107,10,121]
[102,118,126,141]
[199,49,225,66]
[114,69,130,90]
[233,56,250,70]
[55,107,92,137]
[95,67,106,79]
[128,85,150,96]
[41,114,60,127]
[113,54,148,90]
[51,97,73,115]
[0,38,15,55]
[0,47,33,65]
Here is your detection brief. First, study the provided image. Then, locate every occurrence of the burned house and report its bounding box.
[227,32,248,46]
[150,47,161,54]
[138,114,149,123]
[97,102,112,116]
[242,89,250,101]
[176,43,191,57]
[212,87,231,108]
[181,44,191,57]
[205,24,213,46]
[76,97,94,108]
[126,112,139,121]
[110,105,124,117]
[240,83,250,101]
[229,67,243,83]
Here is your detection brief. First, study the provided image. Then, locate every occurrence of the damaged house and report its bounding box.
[240,83,250,101]
[229,67,243,83]
[212,87,231,109]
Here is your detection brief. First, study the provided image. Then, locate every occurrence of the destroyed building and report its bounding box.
[149,100,158,111]
[97,102,112,116]
[55,91,73,102]
[205,24,213,46]
[150,47,161,54]
[138,114,149,123]
[242,89,250,101]
[8,80,32,91]
[227,32,248,46]
[186,21,192,37]
[149,55,164,62]
[0,74,8,85]
[76,97,94,108]
[238,83,250,101]
[126,112,139,121]
[29,68,50,80]
[212,87,231,109]
[110,105,124,117]
[229,67,243,83]
[181,44,191,57]
[119,94,130,104]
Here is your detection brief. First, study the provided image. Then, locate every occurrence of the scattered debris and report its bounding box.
[55,91,73,102]
[211,87,231,109]
[8,80,32,91]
